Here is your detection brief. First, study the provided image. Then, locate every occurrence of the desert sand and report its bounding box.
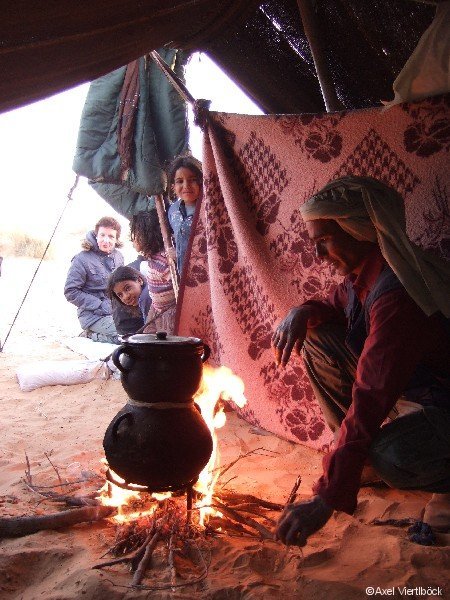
[0,254,448,600]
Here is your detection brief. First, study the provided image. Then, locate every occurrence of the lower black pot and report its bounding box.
[103,403,213,491]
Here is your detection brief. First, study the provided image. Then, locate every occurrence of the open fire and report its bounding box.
[3,351,287,591]
[97,364,247,528]
[88,364,254,589]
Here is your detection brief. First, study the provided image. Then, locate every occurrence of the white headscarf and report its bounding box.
[300,176,450,317]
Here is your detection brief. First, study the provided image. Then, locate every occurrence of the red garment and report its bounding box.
[307,248,449,514]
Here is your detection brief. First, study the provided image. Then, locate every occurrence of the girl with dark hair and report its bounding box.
[167,155,203,276]
[108,266,151,335]
[130,209,176,334]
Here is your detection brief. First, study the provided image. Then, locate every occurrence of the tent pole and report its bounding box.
[150,51,196,107]
[154,194,179,301]
[296,0,344,112]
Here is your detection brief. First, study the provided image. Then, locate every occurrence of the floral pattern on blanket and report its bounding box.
[178,94,450,450]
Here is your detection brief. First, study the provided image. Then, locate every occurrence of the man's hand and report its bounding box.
[275,495,333,547]
[271,307,310,367]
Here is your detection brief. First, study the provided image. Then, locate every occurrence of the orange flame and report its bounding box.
[194,365,247,525]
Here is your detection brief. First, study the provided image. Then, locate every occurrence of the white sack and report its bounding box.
[16,359,112,392]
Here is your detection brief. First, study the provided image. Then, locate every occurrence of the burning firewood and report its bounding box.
[212,497,273,539]
[131,528,160,586]
[219,491,285,511]
[14,353,291,589]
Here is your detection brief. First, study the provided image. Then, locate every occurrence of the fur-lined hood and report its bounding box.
[81,230,123,252]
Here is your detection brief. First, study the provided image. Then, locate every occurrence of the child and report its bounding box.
[130,209,176,334]
[167,155,203,276]
[108,266,151,335]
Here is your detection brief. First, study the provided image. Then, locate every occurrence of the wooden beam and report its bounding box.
[296,0,344,112]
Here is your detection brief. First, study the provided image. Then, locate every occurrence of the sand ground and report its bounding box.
[0,255,448,599]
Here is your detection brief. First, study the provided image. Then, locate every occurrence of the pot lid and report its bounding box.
[120,331,203,346]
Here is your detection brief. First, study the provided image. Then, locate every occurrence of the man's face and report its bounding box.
[96,226,118,254]
[305,219,371,276]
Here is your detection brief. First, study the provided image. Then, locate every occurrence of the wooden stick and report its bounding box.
[92,556,132,570]
[168,532,177,589]
[130,529,156,571]
[219,491,284,511]
[154,193,179,300]
[212,498,273,539]
[210,516,258,538]
[216,447,269,479]
[0,505,116,538]
[225,503,277,523]
[296,0,344,112]
[131,529,160,587]
[44,452,64,489]
[186,485,193,526]
[93,527,155,571]
[286,476,302,505]
[150,51,196,106]
[24,479,100,490]
[371,517,416,528]
[23,481,99,507]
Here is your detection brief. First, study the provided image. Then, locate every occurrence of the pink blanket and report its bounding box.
[177,94,450,451]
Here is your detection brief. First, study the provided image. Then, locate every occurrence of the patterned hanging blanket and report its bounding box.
[177,94,450,451]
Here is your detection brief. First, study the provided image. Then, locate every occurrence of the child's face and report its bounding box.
[114,278,143,306]
[172,167,201,206]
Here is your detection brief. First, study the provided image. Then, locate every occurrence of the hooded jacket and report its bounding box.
[64,231,124,329]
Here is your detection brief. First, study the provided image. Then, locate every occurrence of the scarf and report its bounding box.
[300,176,450,317]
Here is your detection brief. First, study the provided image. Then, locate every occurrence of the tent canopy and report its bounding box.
[0,0,438,115]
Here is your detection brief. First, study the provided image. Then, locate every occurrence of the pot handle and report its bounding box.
[111,346,132,373]
[201,343,211,362]
[112,412,133,440]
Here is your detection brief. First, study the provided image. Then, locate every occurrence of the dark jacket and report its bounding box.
[344,263,450,407]
[64,231,124,329]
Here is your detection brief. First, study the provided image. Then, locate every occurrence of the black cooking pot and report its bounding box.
[111,332,210,404]
[103,402,213,491]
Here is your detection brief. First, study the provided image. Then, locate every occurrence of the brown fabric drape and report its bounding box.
[0,0,257,114]
[117,60,140,179]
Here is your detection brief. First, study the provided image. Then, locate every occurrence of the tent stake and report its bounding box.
[296,0,344,112]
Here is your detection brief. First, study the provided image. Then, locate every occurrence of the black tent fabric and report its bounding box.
[0,0,437,116]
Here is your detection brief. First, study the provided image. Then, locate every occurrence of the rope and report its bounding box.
[0,175,79,352]
[126,398,195,409]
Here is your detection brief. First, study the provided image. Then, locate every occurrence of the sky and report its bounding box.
[0,53,262,239]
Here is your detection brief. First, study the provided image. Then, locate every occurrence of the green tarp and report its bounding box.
[73,49,189,218]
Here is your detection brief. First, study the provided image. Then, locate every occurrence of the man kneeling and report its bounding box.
[272,176,450,546]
